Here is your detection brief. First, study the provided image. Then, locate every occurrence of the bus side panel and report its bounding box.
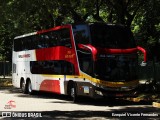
[39,79,60,94]
[12,51,17,87]
[59,78,65,94]
[13,51,26,88]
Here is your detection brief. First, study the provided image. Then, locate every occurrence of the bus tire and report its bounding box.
[26,80,34,95]
[21,79,27,94]
[69,82,78,103]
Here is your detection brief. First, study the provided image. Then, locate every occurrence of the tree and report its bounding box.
[103,0,148,27]
[133,0,160,60]
[0,0,160,61]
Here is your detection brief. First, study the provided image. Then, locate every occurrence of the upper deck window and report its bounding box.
[13,28,71,52]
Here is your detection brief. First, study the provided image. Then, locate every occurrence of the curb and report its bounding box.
[153,102,160,108]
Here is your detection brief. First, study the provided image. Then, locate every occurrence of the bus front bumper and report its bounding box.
[76,82,139,98]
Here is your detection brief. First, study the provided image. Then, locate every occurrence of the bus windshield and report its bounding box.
[73,23,138,81]
[95,54,138,81]
[90,23,136,48]
[73,24,90,45]
[73,23,136,48]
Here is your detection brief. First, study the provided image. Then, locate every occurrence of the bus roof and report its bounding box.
[14,24,71,40]
[14,32,37,39]
[14,23,126,40]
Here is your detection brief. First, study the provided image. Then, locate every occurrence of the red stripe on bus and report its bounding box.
[35,47,75,61]
[102,48,137,54]
[37,25,71,34]
[35,47,79,75]
[39,80,60,94]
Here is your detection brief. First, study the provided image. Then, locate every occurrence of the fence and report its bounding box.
[0,61,12,77]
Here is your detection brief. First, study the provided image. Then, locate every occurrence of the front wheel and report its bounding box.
[70,83,78,103]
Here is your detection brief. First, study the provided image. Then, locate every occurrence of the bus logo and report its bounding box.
[2,112,11,117]
[18,54,30,58]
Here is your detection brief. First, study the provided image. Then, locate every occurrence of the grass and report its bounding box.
[0,78,12,87]
[138,94,160,102]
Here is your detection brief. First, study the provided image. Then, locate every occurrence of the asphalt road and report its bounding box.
[0,87,160,120]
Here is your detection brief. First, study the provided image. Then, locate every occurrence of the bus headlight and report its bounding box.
[95,90,103,96]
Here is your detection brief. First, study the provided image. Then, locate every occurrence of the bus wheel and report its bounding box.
[27,80,34,95]
[21,80,27,94]
[70,83,78,103]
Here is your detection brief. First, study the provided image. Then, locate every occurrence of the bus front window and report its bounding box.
[73,25,90,45]
[90,23,136,48]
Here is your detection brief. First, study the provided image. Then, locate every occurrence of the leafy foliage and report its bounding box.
[0,0,160,61]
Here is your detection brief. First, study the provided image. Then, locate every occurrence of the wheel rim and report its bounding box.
[28,81,32,93]
[22,81,25,92]
[71,87,75,98]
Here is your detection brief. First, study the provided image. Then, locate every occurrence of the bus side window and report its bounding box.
[27,37,33,50]
[47,31,58,47]
[59,28,72,48]
[23,37,30,50]
[30,60,74,75]
[61,61,74,75]
[13,63,16,73]
[14,38,23,51]
[38,34,46,48]
[32,35,38,49]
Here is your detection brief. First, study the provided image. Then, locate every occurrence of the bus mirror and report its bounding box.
[78,44,90,51]
[140,61,147,67]
[78,44,84,49]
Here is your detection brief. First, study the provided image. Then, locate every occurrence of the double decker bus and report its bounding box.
[12,23,146,102]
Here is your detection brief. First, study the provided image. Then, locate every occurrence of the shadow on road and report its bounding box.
[0,87,152,107]
[2,86,152,106]
[1,86,160,120]
[1,109,160,120]
[0,86,154,105]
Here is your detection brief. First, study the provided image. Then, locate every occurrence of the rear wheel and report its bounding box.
[21,80,27,94]
[27,80,34,95]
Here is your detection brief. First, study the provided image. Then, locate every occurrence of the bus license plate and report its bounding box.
[83,86,89,94]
